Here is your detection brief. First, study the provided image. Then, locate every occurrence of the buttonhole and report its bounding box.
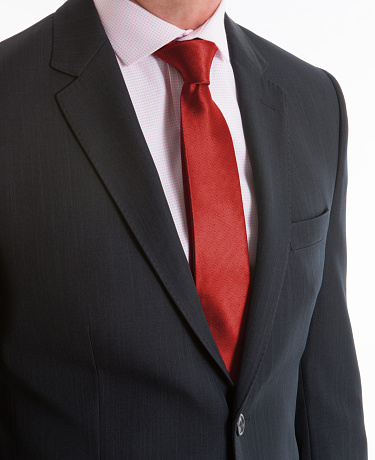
[261,99,278,111]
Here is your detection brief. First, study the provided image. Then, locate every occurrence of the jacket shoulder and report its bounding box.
[0,14,53,66]
[235,24,343,104]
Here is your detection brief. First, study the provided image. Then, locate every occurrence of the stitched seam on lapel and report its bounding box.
[229,39,269,74]
[56,91,224,372]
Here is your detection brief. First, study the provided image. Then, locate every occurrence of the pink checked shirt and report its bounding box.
[93,0,258,270]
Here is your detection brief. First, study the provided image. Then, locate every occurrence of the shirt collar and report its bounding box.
[93,0,229,66]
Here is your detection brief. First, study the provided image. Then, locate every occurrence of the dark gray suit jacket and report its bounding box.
[0,0,367,458]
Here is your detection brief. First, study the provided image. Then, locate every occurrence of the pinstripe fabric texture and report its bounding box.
[0,0,367,457]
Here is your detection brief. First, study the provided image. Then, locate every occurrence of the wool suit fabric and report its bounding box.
[0,0,367,458]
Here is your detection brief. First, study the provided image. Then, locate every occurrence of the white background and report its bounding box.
[1,0,374,456]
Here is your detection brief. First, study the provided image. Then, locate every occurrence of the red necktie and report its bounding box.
[154,39,250,383]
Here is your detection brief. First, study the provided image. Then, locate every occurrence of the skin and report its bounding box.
[130,0,222,30]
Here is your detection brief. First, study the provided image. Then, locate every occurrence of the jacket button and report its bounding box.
[237,413,245,436]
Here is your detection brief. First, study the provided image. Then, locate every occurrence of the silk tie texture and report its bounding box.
[154,39,250,384]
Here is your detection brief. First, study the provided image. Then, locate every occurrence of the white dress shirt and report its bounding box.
[93,0,258,269]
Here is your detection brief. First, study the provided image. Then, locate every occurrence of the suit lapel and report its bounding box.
[224,17,291,412]
[52,0,229,380]
[51,0,291,398]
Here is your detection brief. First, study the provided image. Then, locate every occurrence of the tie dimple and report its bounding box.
[154,38,217,84]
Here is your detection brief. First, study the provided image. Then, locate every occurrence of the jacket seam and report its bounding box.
[88,328,101,460]
[299,363,313,459]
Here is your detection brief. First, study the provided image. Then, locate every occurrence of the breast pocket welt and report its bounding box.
[290,209,330,251]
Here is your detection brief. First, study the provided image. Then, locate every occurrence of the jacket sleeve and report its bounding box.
[294,71,367,459]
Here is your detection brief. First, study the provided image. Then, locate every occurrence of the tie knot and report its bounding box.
[153,39,218,85]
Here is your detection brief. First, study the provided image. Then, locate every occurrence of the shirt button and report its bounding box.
[237,413,245,436]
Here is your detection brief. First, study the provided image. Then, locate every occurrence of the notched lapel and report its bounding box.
[225,16,291,412]
[52,0,230,381]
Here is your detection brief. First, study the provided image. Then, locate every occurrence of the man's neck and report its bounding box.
[130,0,222,30]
